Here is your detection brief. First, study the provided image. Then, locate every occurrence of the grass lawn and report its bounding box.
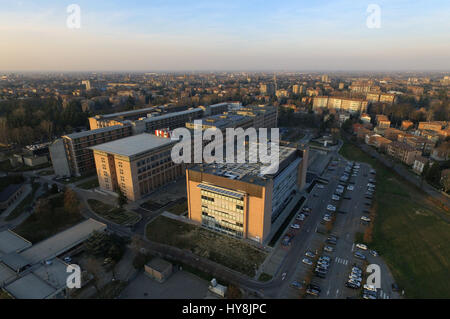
[14,194,85,243]
[340,141,450,298]
[78,178,100,190]
[146,216,267,277]
[167,201,188,215]
[87,199,140,225]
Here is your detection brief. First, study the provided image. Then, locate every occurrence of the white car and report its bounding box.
[361,216,371,222]
[327,205,336,212]
[356,243,368,250]
[296,214,306,221]
[291,224,300,230]
[323,216,332,222]
[302,258,313,266]
[332,195,340,201]
[347,185,354,191]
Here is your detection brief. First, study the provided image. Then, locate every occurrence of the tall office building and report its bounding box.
[90,134,183,201]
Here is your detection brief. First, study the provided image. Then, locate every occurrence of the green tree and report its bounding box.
[425,163,442,188]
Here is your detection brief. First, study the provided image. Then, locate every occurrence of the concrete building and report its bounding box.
[186,145,308,245]
[49,125,133,177]
[1,219,106,299]
[90,134,183,201]
[144,258,173,283]
[412,156,429,175]
[387,141,421,166]
[313,96,368,114]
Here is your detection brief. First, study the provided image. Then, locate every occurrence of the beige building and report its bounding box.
[313,96,368,114]
[90,134,183,201]
[186,145,308,244]
[387,141,421,166]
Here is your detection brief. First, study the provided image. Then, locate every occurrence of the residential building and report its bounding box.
[366,134,392,152]
[430,142,450,161]
[50,125,133,177]
[401,120,414,131]
[313,96,368,114]
[90,134,183,201]
[361,113,371,124]
[412,156,428,175]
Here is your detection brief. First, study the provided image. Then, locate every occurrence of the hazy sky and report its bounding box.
[1,0,449,71]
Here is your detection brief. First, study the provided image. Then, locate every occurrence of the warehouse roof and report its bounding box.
[20,219,106,265]
[0,230,32,257]
[89,133,174,158]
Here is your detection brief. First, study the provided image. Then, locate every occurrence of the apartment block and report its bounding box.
[313,96,368,114]
[387,141,421,166]
[186,145,308,244]
[49,125,133,177]
[90,134,183,201]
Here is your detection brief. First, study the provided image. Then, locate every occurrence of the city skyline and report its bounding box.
[1,0,450,72]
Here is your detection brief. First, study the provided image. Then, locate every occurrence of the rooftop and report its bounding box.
[146,257,172,273]
[89,133,174,158]
[0,230,32,257]
[5,273,56,299]
[189,143,300,185]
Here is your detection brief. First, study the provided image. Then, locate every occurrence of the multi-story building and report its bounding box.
[401,120,414,131]
[313,96,368,114]
[260,83,275,96]
[186,145,308,245]
[386,141,421,165]
[412,156,429,175]
[366,93,396,104]
[49,125,133,177]
[90,133,183,201]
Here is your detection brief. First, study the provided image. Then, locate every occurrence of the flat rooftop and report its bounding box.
[5,273,56,299]
[96,106,156,119]
[89,133,174,158]
[20,219,106,265]
[0,230,32,257]
[143,108,202,123]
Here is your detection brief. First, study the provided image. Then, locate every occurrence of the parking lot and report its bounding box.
[278,157,401,299]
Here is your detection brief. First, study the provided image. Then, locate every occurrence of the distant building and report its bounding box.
[430,142,450,161]
[412,156,429,175]
[360,113,371,124]
[313,96,368,114]
[401,120,414,131]
[81,80,91,91]
[0,184,26,211]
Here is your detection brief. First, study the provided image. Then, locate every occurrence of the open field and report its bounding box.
[88,199,140,225]
[146,216,267,277]
[340,141,450,298]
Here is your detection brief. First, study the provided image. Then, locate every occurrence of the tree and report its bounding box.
[442,171,450,193]
[117,189,127,208]
[226,284,242,299]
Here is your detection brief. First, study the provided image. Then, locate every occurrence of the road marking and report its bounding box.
[327,289,330,296]
[336,289,339,296]
[351,243,355,252]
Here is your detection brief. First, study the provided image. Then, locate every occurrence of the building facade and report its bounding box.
[90,134,183,201]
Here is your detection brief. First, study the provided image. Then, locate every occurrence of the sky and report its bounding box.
[0,0,449,72]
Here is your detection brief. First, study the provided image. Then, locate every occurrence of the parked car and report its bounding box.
[369,250,379,257]
[361,216,371,222]
[305,251,316,258]
[356,243,368,250]
[324,246,334,252]
[290,281,303,290]
[354,252,366,260]
[302,258,313,266]
[291,224,300,230]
